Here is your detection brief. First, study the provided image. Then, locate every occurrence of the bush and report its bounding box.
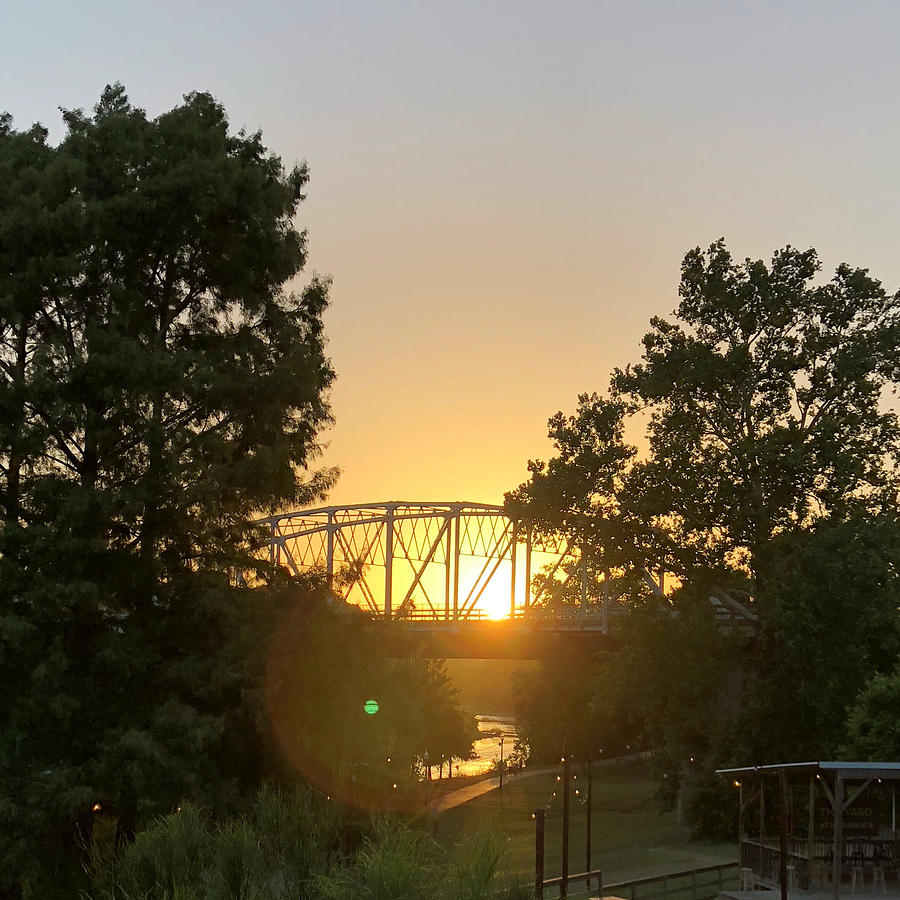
[86,787,530,900]
[84,786,340,899]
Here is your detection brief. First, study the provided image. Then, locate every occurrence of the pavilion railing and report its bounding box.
[741,837,897,888]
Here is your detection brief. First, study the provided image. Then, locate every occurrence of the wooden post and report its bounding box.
[586,756,593,894]
[808,774,816,885]
[562,756,570,899]
[779,769,789,900]
[832,774,844,900]
[534,809,545,900]
[761,775,766,842]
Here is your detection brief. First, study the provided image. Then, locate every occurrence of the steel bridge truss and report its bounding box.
[261,501,597,622]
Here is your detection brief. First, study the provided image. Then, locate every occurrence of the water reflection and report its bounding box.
[427,715,518,779]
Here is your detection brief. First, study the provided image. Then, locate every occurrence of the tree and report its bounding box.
[512,659,603,762]
[0,86,336,897]
[265,592,474,803]
[844,665,900,761]
[505,394,661,616]
[506,239,900,836]
[419,660,476,778]
[739,513,900,762]
[610,242,900,766]
[594,586,743,824]
[614,240,900,582]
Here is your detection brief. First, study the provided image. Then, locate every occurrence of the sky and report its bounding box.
[4,0,900,508]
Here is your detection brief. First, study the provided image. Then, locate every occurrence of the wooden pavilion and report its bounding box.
[717,762,900,900]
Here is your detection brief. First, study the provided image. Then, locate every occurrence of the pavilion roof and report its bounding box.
[716,761,900,780]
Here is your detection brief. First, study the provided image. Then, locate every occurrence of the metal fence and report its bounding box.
[547,861,740,900]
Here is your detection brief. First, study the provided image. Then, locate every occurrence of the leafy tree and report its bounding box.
[507,239,900,836]
[614,240,900,581]
[844,665,900,761]
[744,513,900,762]
[265,591,474,804]
[595,585,741,805]
[0,86,336,897]
[505,394,660,613]
[419,661,476,778]
[512,659,603,762]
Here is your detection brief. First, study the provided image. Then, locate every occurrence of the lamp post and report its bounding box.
[499,734,506,789]
[423,749,430,782]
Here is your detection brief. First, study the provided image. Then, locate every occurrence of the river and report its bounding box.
[428,714,518,779]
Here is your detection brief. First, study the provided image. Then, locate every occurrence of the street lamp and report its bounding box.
[423,749,430,781]
[499,733,505,789]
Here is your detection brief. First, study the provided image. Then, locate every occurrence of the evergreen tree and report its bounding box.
[0,86,336,897]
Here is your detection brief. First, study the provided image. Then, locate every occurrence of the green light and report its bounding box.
[363,699,379,715]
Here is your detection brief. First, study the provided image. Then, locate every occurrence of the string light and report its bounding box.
[539,739,569,820]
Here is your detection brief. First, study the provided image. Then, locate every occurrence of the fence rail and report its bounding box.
[741,839,809,889]
[602,862,739,900]
[538,861,739,900]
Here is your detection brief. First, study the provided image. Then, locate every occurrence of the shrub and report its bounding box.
[85,786,340,899]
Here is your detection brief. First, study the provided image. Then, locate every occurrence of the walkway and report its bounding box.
[427,767,554,814]
[427,751,651,815]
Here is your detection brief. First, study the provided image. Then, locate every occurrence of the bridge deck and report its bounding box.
[386,619,620,660]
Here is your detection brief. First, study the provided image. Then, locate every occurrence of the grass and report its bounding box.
[434,760,736,886]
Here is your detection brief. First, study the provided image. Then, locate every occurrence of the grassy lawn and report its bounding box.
[434,760,736,886]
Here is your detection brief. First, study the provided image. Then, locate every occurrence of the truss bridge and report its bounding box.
[260,501,753,659]
[262,501,616,658]
[262,501,581,621]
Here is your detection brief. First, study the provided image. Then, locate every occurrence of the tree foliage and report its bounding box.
[844,665,900,761]
[615,240,900,579]
[0,85,337,897]
[512,659,602,762]
[265,590,475,804]
[508,239,900,838]
[744,513,900,762]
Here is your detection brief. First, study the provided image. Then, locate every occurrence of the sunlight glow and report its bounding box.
[475,581,511,620]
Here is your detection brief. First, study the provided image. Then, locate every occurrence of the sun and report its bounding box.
[476,582,511,620]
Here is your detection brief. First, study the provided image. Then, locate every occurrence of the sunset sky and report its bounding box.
[5,1,900,508]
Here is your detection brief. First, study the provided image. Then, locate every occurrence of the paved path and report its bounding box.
[427,768,555,814]
[426,751,650,815]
